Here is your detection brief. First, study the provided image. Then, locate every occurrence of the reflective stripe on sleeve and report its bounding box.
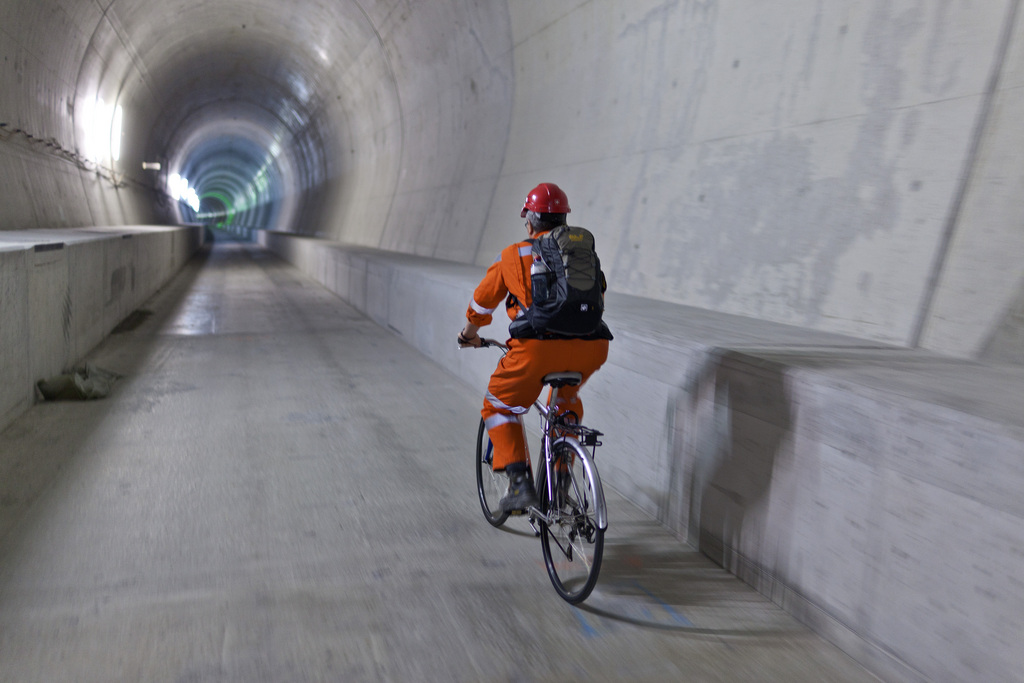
[518,245,533,257]
[470,299,496,315]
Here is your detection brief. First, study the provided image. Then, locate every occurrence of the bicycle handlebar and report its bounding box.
[458,336,508,351]
[479,338,508,351]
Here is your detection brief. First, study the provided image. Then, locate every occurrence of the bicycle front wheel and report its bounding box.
[476,418,509,527]
[538,439,606,603]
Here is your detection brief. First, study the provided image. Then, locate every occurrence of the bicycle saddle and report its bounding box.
[542,371,583,388]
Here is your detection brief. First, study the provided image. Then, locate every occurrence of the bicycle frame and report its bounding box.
[530,390,608,531]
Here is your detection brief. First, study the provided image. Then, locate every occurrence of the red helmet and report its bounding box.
[520,182,571,218]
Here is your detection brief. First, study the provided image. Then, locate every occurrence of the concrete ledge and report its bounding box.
[259,229,1024,683]
[0,225,205,432]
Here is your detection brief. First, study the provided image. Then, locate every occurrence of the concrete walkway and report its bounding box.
[0,242,876,682]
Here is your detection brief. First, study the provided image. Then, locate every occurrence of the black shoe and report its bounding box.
[500,466,538,512]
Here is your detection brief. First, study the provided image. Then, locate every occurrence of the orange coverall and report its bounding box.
[466,233,610,471]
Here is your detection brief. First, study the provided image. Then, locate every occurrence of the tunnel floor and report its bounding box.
[0,243,876,682]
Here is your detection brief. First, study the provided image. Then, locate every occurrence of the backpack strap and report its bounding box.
[506,237,537,314]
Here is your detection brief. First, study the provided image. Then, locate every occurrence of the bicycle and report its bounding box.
[472,338,608,604]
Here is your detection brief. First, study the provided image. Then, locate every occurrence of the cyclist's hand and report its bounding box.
[457,331,483,348]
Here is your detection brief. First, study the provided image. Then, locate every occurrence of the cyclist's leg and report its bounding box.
[481,340,546,471]
[481,411,536,511]
[480,410,527,471]
[482,337,609,469]
[546,337,610,424]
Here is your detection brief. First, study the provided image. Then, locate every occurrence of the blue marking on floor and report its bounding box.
[573,607,600,638]
[633,580,694,626]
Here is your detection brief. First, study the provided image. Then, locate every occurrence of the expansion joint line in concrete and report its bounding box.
[351,0,405,253]
[908,0,1021,348]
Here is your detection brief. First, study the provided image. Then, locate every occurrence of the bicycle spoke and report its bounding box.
[540,441,605,603]
[476,418,509,527]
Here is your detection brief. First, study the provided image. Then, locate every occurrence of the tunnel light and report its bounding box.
[289,75,311,105]
[81,98,104,162]
[142,162,161,171]
[168,174,200,212]
[184,187,200,212]
[166,176,198,210]
[168,173,185,201]
[80,97,122,164]
[81,98,97,160]
[110,105,123,161]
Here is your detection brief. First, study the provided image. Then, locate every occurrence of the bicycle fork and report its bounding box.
[527,383,584,531]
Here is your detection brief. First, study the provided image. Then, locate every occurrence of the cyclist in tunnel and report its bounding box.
[458,182,613,512]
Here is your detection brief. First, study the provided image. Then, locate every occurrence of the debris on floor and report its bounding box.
[36,364,123,401]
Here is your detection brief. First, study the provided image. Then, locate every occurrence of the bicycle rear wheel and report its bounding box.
[538,439,606,603]
[476,418,509,527]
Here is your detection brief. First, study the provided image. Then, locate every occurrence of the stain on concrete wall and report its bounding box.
[493,0,1021,360]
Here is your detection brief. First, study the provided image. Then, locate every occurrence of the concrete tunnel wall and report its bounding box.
[2,1,1024,681]
[1,1,1023,363]
[0,225,205,427]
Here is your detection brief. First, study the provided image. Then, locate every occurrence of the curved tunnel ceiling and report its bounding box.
[116,1,386,233]
[42,0,512,256]
[4,0,1020,356]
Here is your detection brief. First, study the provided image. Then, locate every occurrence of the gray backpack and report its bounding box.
[511,226,607,338]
